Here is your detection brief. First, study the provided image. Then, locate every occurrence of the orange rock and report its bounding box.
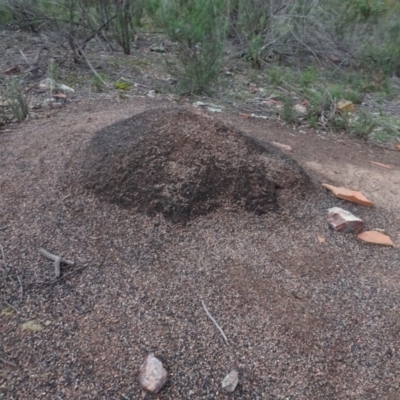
[357,231,394,247]
[322,183,374,207]
[317,235,325,244]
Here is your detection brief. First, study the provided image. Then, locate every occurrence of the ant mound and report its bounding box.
[82,108,313,222]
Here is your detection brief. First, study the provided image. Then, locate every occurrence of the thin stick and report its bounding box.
[39,248,74,278]
[3,301,19,313]
[0,244,6,266]
[201,300,229,344]
[0,357,17,368]
[0,244,10,274]
[19,50,32,68]
[0,226,8,231]
[51,264,87,284]
[79,48,107,86]
[17,274,23,303]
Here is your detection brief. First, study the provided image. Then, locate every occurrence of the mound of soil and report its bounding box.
[81,108,313,222]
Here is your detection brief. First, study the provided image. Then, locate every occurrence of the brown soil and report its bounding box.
[79,108,312,222]
[1,98,400,400]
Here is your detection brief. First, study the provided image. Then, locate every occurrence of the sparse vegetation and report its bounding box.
[0,0,399,141]
[2,78,29,122]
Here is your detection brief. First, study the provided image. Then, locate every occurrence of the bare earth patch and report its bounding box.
[1,98,400,399]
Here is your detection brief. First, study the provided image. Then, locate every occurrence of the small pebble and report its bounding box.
[138,353,168,394]
[222,370,239,393]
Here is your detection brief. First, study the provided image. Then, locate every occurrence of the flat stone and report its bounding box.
[21,320,44,332]
[358,231,394,246]
[138,353,167,394]
[222,370,239,393]
[322,183,373,207]
[327,207,364,234]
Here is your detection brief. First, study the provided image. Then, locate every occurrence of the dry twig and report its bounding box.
[0,357,17,368]
[201,300,229,344]
[3,300,19,313]
[0,244,10,275]
[39,248,74,278]
[78,47,107,86]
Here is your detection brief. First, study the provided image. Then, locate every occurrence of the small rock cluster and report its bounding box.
[138,354,239,395]
[324,185,395,246]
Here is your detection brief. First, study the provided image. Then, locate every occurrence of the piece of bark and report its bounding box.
[327,207,365,234]
[3,65,21,75]
[322,183,374,207]
[357,231,394,246]
[138,354,168,394]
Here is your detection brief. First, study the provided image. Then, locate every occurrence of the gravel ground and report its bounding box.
[1,98,400,399]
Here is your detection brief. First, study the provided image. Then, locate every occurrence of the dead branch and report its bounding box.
[79,48,107,86]
[75,14,118,54]
[0,244,10,275]
[39,248,74,278]
[201,300,229,344]
[17,274,23,303]
[0,357,17,368]
[50,264,87,284]
[3,300,19,314]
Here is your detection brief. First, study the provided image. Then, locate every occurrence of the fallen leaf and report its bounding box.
[3,65,21,75]
[357,231,394,247]
[395,144,400,151]
[294,104,307,115]
[317,235,325,244]
[322,183,374,207]
[328,54,340,63]
[240,113,249,119]
[337,100,355,113]
[369,161,392,170]
[1,307,14,316]
[272,142,292,151]
[21,320,44,332]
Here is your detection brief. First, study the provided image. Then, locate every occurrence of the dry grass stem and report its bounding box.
[201,300,229,345]
[0,357,17,368]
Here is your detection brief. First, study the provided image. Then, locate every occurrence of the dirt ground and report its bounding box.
[1,96,400,399]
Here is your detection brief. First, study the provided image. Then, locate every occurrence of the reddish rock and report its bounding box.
[358,231,394,247]
[322,183,374,207]
[327,207,364,234]
[138,354,168,394]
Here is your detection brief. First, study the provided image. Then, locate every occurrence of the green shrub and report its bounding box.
[149,0,228,94]
[327,84,363,104]
[4,78,29,122]
[299,66,318,88]
[0,5,13,26]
